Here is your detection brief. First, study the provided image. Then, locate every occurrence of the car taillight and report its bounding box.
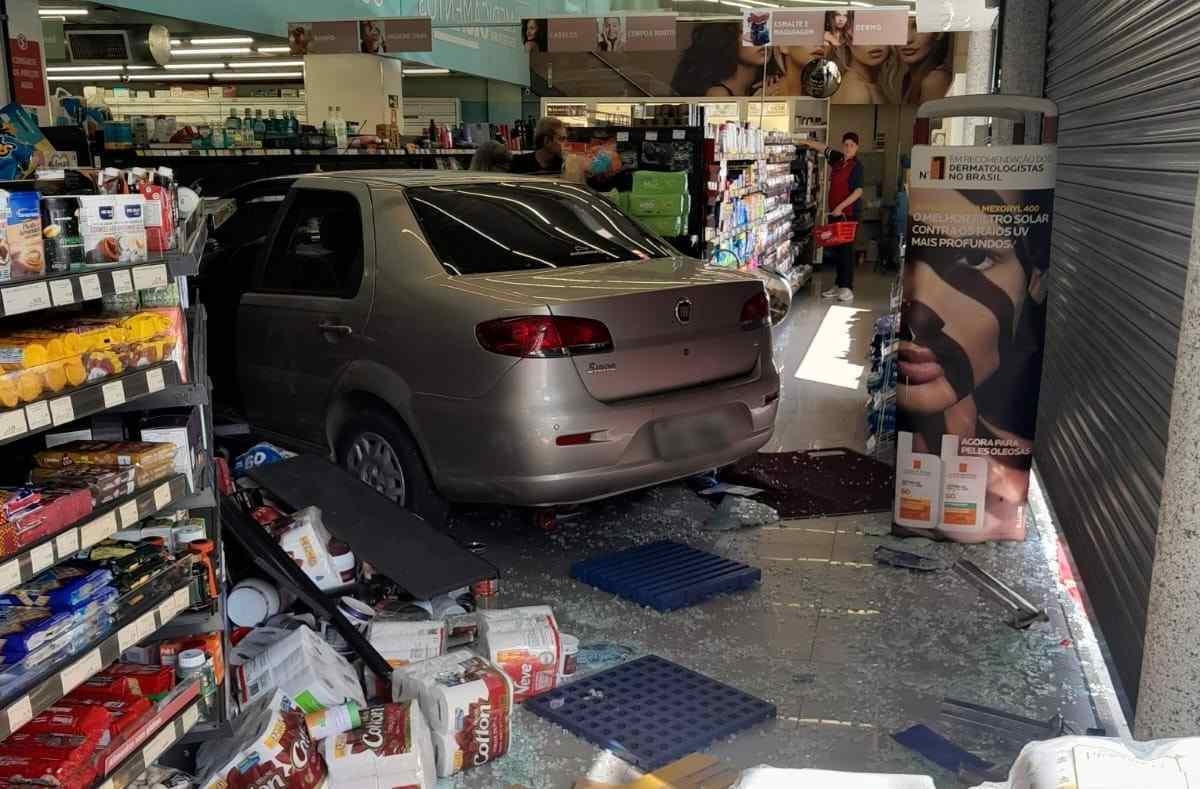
[740,290,769,327]
[476,316,614,358]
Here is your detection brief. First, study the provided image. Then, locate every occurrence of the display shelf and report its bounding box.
[96,683,200,789]
[0,566,193,739]
[0,361,183,449]
[106,380,210,412]
[0,474,189,597]
[131,147,532,158]
[154,609,224,641]
[707,206,794,246]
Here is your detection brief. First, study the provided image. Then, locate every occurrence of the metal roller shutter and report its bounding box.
[1040,0,1199,706]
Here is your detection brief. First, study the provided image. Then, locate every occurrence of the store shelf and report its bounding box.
[106,380,210,412]
[0,361,182,449]
[154,609,224,640]
[177,719,233,745]
[0,566,193,739]
[707,207,794,246]
[96,683,201,789]
[0,474,189,597]
[132,147,532,158]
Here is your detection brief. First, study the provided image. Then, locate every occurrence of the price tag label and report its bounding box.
[134,611,157,642]
[154,484,172,510]
[48,278,75,307]
[673,129,686,140]
[24,401,51,431]
[117,621,140,652]
[0,410,27,441]
[96,778,114,789]
[182,704,200,730]
[54,529,79,557]
[118,501,140,528]
[78,274,102,301]
[61,649,102,692]
[102,380,125,408]
[81,512,118,548]
[29,542,54,574]
[49,396,74,426]
[172,586,191,613]
[6,696,32,733]
[146,367,165,393]
[132,264,168,291]
[644,131,658,140]
[110,269,134,295]
[143,725,176,763]
[1,281,51,316]
[0,560,19,594]
[616,131,629,141]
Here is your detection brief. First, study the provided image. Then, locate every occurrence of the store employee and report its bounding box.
[509,117,566,175]
[802,132,864,303]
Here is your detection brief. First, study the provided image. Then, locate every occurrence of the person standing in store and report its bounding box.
[469,140,512,172]
[802,131,864,302]
[509,117,566,175]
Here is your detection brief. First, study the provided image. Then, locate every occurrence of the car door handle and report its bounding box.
[318,321,353,337]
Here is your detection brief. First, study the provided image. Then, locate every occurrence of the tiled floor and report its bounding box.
[444,268,1119,788]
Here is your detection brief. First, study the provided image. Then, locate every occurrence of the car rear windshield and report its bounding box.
[405,181,677,275]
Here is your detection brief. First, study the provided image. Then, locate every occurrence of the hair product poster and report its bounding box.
[895,143,1057,542]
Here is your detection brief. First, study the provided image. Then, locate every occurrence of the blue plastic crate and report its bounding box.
[571,541,760,611]
[526,655,776,771]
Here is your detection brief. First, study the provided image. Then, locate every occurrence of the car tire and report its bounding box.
[335,407,449,527]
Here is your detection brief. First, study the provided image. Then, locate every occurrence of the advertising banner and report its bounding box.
[8,35,45,107]
[740,8,907,49]
[288,17,432,55]
[895,142,1057,542]
[522,15,677,54]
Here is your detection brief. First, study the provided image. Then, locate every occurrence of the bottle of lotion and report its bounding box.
[894,431,941,532]
[938,435,988,539]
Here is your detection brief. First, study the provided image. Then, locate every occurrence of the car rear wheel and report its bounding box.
[335,408,449,526]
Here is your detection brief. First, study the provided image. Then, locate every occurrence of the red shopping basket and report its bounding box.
[814,221,858,247]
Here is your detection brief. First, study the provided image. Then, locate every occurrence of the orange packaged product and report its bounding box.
[159,632,225,685]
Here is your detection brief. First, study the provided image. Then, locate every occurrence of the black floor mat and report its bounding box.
[722,447,895,519]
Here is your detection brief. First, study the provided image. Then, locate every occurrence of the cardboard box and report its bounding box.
[628,192,690,217]
[139,410,201,491]
[632,169,688,195]
[76,194,148,267]
[0,189,46,281]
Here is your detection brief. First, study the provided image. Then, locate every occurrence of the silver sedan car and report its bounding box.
[214,171,780,523]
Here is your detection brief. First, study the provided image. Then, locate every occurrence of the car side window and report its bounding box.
[259,189,364,297]
[215,190,288,247]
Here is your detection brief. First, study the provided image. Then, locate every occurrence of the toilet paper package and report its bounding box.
[365,619,446,699]
[392,650,512,778]
[277,507,343,591]
[198,690,326,789]
[232,625,364,713]
[476,606,561,702]
[322,702,436,789]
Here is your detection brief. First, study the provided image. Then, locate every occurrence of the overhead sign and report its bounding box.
[287,17,432,55]
[740,7,908,47]
[521,15,676,53]
[8,36,45,107]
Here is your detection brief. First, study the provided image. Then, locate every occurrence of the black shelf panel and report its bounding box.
[0,361,182,448]
[0,567,194,739]
[0,474,189,597]
[97,693,201,789]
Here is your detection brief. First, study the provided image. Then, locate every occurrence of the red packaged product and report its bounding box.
[70,673,139,702]
[59,696,152,739]
[0,729,102,767]
[0,754,93,789]
[98,663,175,698]
[22,704,112,742]
[9,487,92,549]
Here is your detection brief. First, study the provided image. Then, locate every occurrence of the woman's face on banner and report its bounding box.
[852,45,889,67]
[900,20,939,64]
[738,44,770,67]
[899,190,1030,416]
[525,19,539,41]
[833,12,849,30]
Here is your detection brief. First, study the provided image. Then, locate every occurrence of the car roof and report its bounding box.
[298,169,559,189]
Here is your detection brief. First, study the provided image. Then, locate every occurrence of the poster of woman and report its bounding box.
[521,18,548,53]
[360,20,386,54]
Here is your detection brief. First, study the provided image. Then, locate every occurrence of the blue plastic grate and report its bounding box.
[525,654,776,771]
[571,540,761,611]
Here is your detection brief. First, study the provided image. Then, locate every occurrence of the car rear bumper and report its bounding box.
[417,356,780,507]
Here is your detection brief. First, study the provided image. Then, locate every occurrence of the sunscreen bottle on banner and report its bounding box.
[938,435,988,536]
[894,431,941,531]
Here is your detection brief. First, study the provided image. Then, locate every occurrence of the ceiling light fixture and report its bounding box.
[221,71,304,79]
[46,65,126,73]
[228,60,303,68]
[256,46,292,54]
[171,47,251,56]
[169,39,182,45]
[165,62,226,69]
[39,8,89,15]
[189,36,254,45]
[48,74,121,81]
[403,67,451,75]
[127,73,212,80]
[124,65,155,70]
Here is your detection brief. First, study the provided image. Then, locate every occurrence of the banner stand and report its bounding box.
[893,94,1058,544]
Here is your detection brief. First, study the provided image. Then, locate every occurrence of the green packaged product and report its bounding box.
[640,215,685,237]
[629,193,690,217]
[632,170,688,195]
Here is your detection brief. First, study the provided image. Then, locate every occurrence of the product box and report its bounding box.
[59,695,153,740]
[277,507,343,591]
[139,410,201,491]
[1,484,91,553]
[638,214,685,237]
[323,702,437,789]
[139,182,175,254]
[97,662,176,698]
[197,690,327,789]
[632,169,688,195]
[476,606,562,703]
[0,605,76,655]
[232,625,365,712]
[28,466,137,506]
[77,194,148,267]
[22,703,112,741]
[0,189,46,281]
[34,440,177,488]
[0,566,111,610]
[628,192,690,217]
[40,195,83,273]
[392,650,513,778]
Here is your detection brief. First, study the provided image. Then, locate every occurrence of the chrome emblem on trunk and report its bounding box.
[675,299,693,324]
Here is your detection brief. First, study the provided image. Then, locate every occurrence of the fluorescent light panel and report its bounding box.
[48,74,120,81]
[165,62,226,69]
[124,65,155,70]
[127,73,212,80]
[404,68,450,75]
[47,65,125,72]
[221,72,303,79]
[169,39,182,45]
[40,8,88,15]
[228,60,303,68]
[189,36,254,45]
[257,46,291,54]
[171,47,251,55]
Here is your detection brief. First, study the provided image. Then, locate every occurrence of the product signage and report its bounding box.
[7,35,45,107]
[521,15,677,54]
[287,16,432,55]
[895,141,1057,542]
[740,7,907,47]
[41,20,66,62]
